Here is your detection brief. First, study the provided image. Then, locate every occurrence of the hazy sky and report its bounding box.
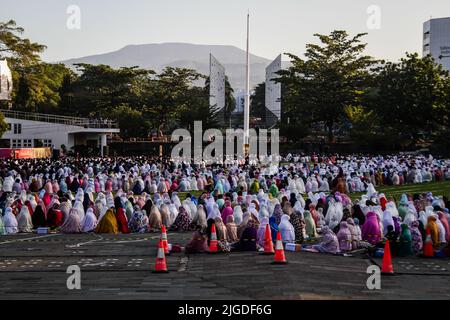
[1,0,449,62]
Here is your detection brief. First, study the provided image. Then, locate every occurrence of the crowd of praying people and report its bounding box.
[0,153,449,258]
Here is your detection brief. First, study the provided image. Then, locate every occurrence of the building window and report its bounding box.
[43,139,52,147]
[11,139,22,148]
[23,139,32,148]
[7,123,11,131]
[13,123,22,134]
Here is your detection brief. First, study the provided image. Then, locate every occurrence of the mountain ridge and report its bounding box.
[60,42,286,90]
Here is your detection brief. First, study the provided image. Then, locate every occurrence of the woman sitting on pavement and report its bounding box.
[231,219,258,252]
[185,227,210,254]
[308,226,340,254]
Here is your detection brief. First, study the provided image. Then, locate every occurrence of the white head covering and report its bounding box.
[73,201,85,222]
[382,210,394,235]
[258,204,270,222]
[168,203,179,222]
[2,207,18,234]
[403,207,417,227]
[278,214,295,243]
[385,201,399,217]
[325,199,343,231]
[17,205,33,233]
[233,205,244,225]
[81,207,98,233]
[207,203,221,221]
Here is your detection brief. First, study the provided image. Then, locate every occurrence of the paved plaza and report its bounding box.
[0,233,449,300]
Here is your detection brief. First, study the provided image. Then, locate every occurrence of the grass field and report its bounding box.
[349,180,450,201]
[177,180,450,202]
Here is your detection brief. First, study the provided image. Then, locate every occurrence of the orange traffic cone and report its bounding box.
[381,240,394,275]
[161,225,169,255]
[152,239,169,273]
[209,223,218,253]
[423,228,434,258]
[261,224,275,255]
[272,231,287,264]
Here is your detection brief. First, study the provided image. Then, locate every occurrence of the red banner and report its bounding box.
[0,148,52,159]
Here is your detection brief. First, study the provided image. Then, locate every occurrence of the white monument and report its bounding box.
[209,54,225,115]
[265,54,282,126]
[0,59,13,101]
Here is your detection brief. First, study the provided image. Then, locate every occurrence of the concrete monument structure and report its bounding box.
[265,54,282,127]
[209,54,226,119]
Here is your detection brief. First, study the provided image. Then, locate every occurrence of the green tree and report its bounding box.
[14,63,72,113]
[72,63,154,117]
[178,85,219,131]
[58,72,78,115]
[369,53,450,146]
[0,112,8,138]
[250,82,266,121]
[110,105,150,139]
[1,20,74,113]
[204,75,235,125]
[278,30,377,142]
[0,20,46,67]
[144,67,206,131]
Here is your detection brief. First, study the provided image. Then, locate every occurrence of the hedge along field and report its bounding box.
[177,181,450,202]
[81,181,449,203]
[349,180,450,201]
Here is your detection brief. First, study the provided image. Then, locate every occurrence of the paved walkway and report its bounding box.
[0,233,449,299]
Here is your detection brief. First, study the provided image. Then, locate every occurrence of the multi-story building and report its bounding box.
[423,17,450,71]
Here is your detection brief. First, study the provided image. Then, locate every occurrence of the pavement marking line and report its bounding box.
[95,234,162,244]
[178,256,189,272]
[0,234,61,245]
[65,235,104,248]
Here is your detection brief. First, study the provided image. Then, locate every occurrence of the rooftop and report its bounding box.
[1,109,119,129]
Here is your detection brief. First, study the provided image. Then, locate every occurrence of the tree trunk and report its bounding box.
[327,121,334,144]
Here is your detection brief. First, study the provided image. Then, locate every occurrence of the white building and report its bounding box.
[423,17,450,71]
[0,59,13,101]
[1,109,120,156]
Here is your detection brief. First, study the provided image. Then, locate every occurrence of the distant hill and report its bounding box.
[60,42,287,90]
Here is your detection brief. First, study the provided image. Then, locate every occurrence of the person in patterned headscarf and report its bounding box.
[170,206,191,232]
[128,206,149,233]
[272,204,283,225]
[311,226,340,254]
[409,220,423,253]
[289,211,305,244]
[337,221,352,252]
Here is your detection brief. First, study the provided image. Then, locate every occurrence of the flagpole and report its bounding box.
[244,12,250,156]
